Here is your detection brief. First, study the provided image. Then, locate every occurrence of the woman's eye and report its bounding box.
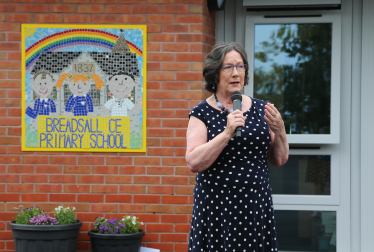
[224,65,232,69]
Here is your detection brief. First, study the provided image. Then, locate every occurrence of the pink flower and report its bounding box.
[14,207,18,210]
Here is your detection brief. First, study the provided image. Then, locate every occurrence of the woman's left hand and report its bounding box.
[263,103,285,134]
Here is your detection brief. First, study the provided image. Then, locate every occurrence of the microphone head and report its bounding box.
[231,91,242,102]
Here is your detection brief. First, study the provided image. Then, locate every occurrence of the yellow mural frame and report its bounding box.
[21,24,147,152]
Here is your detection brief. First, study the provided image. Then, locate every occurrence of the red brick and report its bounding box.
[0,118,20,126]
[147,90,174,98]
[22,156,48,164]
[91,185,118,193]
[106,156,132,165]
[134,195,160,203]
[36,165,62,173]
[175,205,193,213]
[175,243,189,251]
[50,156,76,165]
[92,166,118,174]
[147,148,174,157]
[8,90,22,98]
[147,24,161,32]
[147,204,173,213]
[162,63,188,71]
[162,195,188,204]
[176,109,190,118]
[134,5,160,13]
[147,129,173,137]
[147,119,161,127]
[161,214,188,223]
[119,166,146,174]
[176,34,203,43]
[161,233,187,242]
[0,155,20,164]
[49,4,77,12]
[148,33,174,42]
[175,167,193,176]
[106,5,132,13]
[50,194,75,202]
[161,43,189,52]
[162,176,188,185]
[133,175,160,184]
[148,14,174,23]
[147,62,160,71]
[175,224,190,233]
[64,165,90,174]
[176,14,203,23]
[147,109,174,118]
[119,185,146,194]
[0,3,20,12]
[176,53,204,62]
[21,175,48,183]
[147,223,173,232]
[7,14,34,22]
[77,5,104,13]
[77,194,104,202]
[147,43,160,51]
[119,15,146,23]
[64,184,90,193]
[21,4,48,12]
[8,108,22,117]
[78,156,104,165]
[0,23,20,32]
[0,193,19,201]
[50,175,76,183]
[0,98,20,107]
[161,139,186,147]
[78,175,104,183]
[0,174,19,183]
[8,165,34,173]
[148,185,174,194]
[21,194,48,202]
[146,243,173,252]
[148,53,174,61]
[162,119,188,128]
[119,204,145,213]
[35,184,62,193]
[148,0,174,2]
[64,14,90,23]
[134,157,160,166]
[92,204,117,213]
[0,62,20,70]
[92,14,119,23]
[8,52,21,60]
[162,100,188,108]
[105,194,131,203]
[162,5,189,13]
[105,175,131,184]
[0,136,19,144]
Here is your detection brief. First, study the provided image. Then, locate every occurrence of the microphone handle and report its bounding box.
[233,99,242,137]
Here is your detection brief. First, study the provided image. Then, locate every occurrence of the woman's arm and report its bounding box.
[264,103,289,167]
[186,110,246,173]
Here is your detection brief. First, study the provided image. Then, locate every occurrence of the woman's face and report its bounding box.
[217,50,245,95]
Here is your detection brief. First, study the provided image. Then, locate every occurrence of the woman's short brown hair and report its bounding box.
[203,42,249,93]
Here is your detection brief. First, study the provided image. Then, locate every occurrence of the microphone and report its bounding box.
[231,91,242,137]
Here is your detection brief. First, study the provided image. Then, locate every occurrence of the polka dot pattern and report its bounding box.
[188,98,278,252]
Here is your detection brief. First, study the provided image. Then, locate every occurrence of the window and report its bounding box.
[245,13,341,144]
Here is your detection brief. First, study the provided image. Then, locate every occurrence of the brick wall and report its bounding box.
[0,1,215,251]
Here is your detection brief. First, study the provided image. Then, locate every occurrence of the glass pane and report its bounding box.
[269,155,331,195]
[275,210,336,252]
[254,23,332,134]
[89,84,101,106]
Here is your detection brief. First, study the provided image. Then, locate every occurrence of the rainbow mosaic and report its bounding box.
[22,24,147,152]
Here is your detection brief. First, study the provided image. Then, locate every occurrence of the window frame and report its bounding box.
[244,12,342,144]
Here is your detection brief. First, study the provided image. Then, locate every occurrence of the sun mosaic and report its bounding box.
[22,24,147,152]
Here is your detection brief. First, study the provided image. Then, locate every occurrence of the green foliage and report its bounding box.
[14,205,43,224]
[92,215,143,234]
[52,206,77,225]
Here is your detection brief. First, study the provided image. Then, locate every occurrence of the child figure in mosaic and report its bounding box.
[102,71,142,117]
[56,74,104,117]
[26,69,58,119]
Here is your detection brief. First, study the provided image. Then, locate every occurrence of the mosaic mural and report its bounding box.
[22,25,147,152]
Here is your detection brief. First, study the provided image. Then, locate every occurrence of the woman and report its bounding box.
[186,42,289,252]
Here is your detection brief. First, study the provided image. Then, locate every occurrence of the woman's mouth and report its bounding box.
[230,81,240,85]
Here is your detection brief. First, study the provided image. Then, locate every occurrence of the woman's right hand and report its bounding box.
[225,110,247,137]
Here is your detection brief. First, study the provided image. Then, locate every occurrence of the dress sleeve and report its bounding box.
[188,103,207,125]
[65,95,75,112]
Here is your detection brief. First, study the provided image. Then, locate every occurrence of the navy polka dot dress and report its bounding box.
[188,98,278,252]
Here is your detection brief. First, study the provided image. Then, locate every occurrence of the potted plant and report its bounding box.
[88,215,145,252]
[9,205,82,252]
